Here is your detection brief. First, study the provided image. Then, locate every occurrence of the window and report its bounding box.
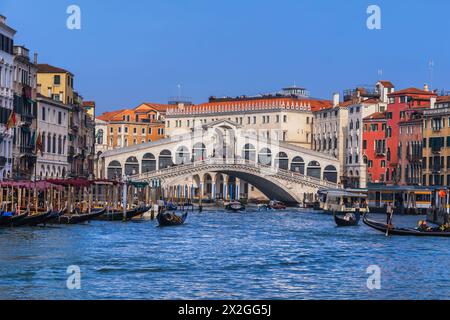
[284,115,287,123]
[42,107,46,121]
[381,160,386,168]
[363,140,367,150]
[54,75,61,85]
[58,111,62,125]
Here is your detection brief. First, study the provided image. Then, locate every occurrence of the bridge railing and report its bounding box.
[131,158,339,188]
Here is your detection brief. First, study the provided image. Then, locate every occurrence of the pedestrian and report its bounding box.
[386,202,394,226]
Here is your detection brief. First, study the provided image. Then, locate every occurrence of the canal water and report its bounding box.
[0,208,448,300]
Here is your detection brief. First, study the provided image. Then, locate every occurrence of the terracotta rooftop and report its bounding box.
[37,63,73,75]
[388,87,437,97]
[379,80,394,88]
[97,110,125,121]
[363,112,386,121]
[437,96,450,103]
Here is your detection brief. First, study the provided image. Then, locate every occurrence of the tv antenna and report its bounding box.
[429,60,434,89]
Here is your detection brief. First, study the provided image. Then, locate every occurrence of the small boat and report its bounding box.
[11,210,53,227]
[96,207,147,221]
[334,211,361,227]
[258,204,273,211]
[0,211,29,227]
[157,211,188,227]
[269,200,286,210]
[225,201,246,212]
[363,214,450,237]
[50,208,106,225]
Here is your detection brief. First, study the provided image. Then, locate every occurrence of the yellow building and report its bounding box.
[422,96,450,186]
[36,64,74,105]
[83,101,96,119]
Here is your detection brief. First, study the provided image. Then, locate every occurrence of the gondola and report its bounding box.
[11,210,53,227]
[334,211,361,227]
[0,211,29,227]
[165,203,178,211]
[157,211,188,227]
[50,208,106,225]
[225,201,246,212]
[95,207,144,221]
[269,200,286,210]
[363,214,450,237]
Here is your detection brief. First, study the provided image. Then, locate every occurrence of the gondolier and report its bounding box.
[386,202,394,226]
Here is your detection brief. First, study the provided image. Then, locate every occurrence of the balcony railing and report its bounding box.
[375,148,386,156]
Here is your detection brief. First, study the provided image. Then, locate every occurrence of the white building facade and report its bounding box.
[0,15,16,180]
[36,95,70,179]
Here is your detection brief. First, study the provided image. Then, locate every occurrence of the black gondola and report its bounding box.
[334,211,361,227]
[11,210,53,227]
[157,211,188,227]
[95,207,147,221]
[50,208,106,225]
[0,211,29,227]
[225,201,246,212]
[363,214,450,237]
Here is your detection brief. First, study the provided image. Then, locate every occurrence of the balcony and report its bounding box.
[375,148,386,156]
[20,113,34,126]
[431,146,442,154]
[20,145,35,155]
[407,154,422,163]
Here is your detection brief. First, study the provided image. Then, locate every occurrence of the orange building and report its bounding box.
[97,103,168,149]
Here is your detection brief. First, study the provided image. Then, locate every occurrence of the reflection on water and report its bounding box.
[0,208,448,300]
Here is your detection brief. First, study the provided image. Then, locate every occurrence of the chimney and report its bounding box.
[0,15,6,24]
[34,52,38,64]
[424,84,429,92]
[333,93,340,107]
[430,97,436,109]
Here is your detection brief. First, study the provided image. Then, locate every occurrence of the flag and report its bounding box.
[6,112,16,130]
[35,132,43,156]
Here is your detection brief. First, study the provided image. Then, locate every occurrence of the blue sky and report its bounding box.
[2,0,450,115]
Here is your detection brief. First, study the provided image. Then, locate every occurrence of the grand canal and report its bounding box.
[0,208,448,300]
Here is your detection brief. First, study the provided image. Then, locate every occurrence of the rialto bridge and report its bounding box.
[98,120,341,204]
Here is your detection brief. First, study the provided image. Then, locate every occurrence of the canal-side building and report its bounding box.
[36,63,95,179]
[341,81,393,188]
[362,112,387,184]
[36,94,70,179]
[0,15,16,180]
[398,109,424,185]
[385,87,437,184]
[312,93,348,183]
[12,46,38,180]
[97,103,167,150]
[422,95,450,187]
[165,87,331,149]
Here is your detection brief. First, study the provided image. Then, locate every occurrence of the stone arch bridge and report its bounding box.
[99,120,340,204]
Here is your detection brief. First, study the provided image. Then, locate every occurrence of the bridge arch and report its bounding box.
[192,143,207,162]
[142,153,156,173]
[307,161,321,179]
[175,146,190,165]
[275,152,289,170]
[242,143,256,162]
[291,156,305,174]
[159,150,173,169]
[323,165,338,183]
[107,160,122,180]
[125,156,139,176]
[258,148,272,166]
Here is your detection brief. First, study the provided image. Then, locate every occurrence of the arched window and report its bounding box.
[47,134,51,153]
[159,150,173,169]
[175,146,190,165]
[58,135,62,154]
[275,152,289,170]
[307,161,321,179]
[97,129,104,144]
[142,153,156,173]
[124,156,139,176]
[258,148,272,165]
[52,134,56,154]
[107,160,122,180]
[192,143,206,162]
[291,156,305,174]
[242,143,256,162]
[323,165,338,183]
